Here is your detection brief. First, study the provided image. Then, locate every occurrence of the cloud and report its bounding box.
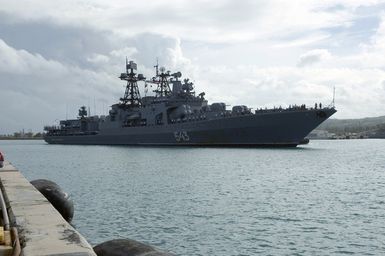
[0,0,380,44]
[0,38,121,133]
[0,0,385,134]
[315,13,385,70]
[273,33,331,48]
[297,49,332,67]
[0,39,66,75]
[194,65,385,119]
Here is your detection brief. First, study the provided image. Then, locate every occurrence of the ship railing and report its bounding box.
[44,125,61,131]
[254,104,334,114]
[46,130,99,136]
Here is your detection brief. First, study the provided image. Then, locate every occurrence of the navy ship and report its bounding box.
[44,60,336,147]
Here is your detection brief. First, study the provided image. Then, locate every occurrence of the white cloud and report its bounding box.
[297,49,332,67]
[87,54,110,65]
[273,33,331,48]
[0,0,379,43]
[350,14,385,68]
[194,65,385,119]
[0,39,66,75]
[0,39,120,133]
[0,0,385,133]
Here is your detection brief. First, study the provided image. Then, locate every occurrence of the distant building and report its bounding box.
[307,130,335,139]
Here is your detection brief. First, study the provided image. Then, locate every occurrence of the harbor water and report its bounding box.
[0,139,384,255]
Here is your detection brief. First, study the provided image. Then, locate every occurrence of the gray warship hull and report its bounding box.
[44,108,336,147]
[44,60,337,147]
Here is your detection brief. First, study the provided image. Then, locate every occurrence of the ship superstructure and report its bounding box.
[44,60,336,146]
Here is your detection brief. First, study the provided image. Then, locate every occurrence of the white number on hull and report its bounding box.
[174,131,190,142]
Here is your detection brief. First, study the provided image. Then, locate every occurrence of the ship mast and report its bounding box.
[148,61,172,98]
[119,59,145,108]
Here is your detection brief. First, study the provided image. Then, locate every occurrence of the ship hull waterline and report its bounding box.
[44,108,336,147]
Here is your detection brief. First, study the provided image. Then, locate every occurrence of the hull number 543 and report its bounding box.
[174,131,190,142]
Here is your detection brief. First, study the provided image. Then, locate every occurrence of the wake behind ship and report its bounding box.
[44,60,336,147]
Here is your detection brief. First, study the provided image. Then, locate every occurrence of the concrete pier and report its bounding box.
[0,161,96,256]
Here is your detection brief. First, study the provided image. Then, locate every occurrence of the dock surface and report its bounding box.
[0,161,96,256]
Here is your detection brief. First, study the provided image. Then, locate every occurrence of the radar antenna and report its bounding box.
[78,106,87,118]
[119,58,145,108]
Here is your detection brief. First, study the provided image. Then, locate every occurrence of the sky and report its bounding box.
[1,0,385,133]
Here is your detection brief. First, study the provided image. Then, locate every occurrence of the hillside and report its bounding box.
[315,115,385,138]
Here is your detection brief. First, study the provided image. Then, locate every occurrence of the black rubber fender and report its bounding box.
[93,239,176,256]
[30,179,74,222]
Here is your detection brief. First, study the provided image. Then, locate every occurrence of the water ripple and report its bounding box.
[1,139,385,255]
